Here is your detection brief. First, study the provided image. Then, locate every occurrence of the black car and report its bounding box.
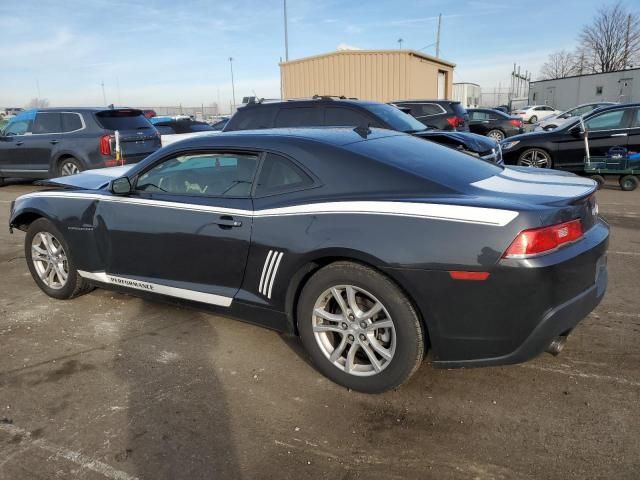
[0,108,161,186]
[389,99,470,131]
[224,97,501,163]
[10,128,608,393]
[501,103,640,171]
[467,108,524,141]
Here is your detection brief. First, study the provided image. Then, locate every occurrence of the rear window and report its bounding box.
[95,110,152,130]
[346,134,502,188]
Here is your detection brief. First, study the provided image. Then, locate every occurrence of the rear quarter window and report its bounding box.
[95,110,153,130]
[226,107,276,131]
[346,134,502,188]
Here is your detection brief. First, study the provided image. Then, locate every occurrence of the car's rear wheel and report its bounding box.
[529,115,538,124]
[619,175,638,192]
[486,129,505,142]
[25,218,93,300]
[297,262,424,393]
[58,157,83,176]
[517,148,552,168]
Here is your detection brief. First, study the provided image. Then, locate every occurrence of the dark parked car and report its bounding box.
[10,128,608,392]
[150,116,216,146]
[210,117,229,131]
[467,108,524,141]
[0,108,161,186]
[390,99,470,131]
[224,97,501,163]
[501,103,640,171]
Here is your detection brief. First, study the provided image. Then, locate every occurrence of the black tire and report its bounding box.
[486,129,505,142]
[517,148,552,168]
[25,218,93,300]
[529,115,538,124]
[619,175,638,192]
[590,175,605,189]
[0,177,5,187]
[57,157,84,177]
[297,261,425,393]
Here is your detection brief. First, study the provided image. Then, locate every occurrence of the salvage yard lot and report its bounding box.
[0,181,638,480]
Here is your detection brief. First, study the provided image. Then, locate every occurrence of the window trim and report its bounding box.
[132,148,263,200]
[583,108,632,132]
[27,111,86,136]
[397,102,446,118]
[251,149,321,198]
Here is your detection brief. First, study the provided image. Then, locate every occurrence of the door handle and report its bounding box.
[215,215,242,229]
[50,139,59,144]
[610,133,627,137]
[15,141,23,146]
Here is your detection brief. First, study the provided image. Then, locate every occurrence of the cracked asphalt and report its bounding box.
[0,180,639,479]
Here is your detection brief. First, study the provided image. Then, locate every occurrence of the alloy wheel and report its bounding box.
[60,161,80,176]
[31,232,69,289]
[312,285,396,376]
[487,130,505,142]
[519,149,551,168]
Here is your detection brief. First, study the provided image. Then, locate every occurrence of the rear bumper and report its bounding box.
[433,256,607,368]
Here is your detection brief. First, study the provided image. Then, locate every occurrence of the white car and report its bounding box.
[512,105,560,124]
[151,116,220,147]
[534,102,617,131]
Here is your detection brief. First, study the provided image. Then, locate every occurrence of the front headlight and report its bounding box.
[501,140,520,150]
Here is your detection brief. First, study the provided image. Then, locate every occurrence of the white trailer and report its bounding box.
[452,83,481,109]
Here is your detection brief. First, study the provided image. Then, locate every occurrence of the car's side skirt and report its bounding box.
[77,270,233,307]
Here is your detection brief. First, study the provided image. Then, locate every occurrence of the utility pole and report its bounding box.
[116,77,122,105]
[101,80,106,105]
[435,13,442,57]
[229,57,236,112]
[283,0,289,61]
[36,79,41,101]
[397,38,403,50]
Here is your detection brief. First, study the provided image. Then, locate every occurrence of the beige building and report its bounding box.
[280,49,455,103]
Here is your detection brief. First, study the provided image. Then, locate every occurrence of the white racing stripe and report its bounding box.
[19,191,519,226]
[258,251,284,298]
[78,271,233,307]
[501,168,595,186]
[258,250,275,294]
[472,174,593,198]
[267,252,284,299]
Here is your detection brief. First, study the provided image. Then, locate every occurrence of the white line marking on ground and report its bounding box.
[610,251,640,256]
[0,423,138,480]
[521,365,640,387]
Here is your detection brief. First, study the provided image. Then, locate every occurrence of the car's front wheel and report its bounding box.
[517,148,552,168]
[297,262,424,393]
[529,115,538,124]
[25,218,93,299]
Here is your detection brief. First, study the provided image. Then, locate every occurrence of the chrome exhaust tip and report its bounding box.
[546,336,567,356]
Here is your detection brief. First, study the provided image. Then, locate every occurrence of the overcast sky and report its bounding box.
[0,0,616,109]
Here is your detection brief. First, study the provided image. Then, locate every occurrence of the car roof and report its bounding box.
[165,127,404,149]
[584,102,640,115]
[237,98,380,109]
[33,107,145,114]
[391,99,460,104]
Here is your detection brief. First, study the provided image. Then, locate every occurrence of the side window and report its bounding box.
[419,104,445,116]
[274,107,321,127]
[584,110,627,131]
[60,113,83,132]
[470,111,487,121]
[3,120,31,136]
[632,109,640,128]
[229,107,276,130]
[325,107,370,126]
[255,153,313,196]
[32,112,63,134]
[136,152,259,197]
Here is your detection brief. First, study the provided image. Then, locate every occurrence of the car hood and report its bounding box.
[37,165,135,190]
[413,129,496,153]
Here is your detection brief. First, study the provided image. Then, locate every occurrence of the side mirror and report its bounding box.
[569,125,583,137]
[111,177,132,195]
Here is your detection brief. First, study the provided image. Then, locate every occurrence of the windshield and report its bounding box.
[365,103,427,133]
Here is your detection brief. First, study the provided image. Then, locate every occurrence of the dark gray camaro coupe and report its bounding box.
[9,128,609,392]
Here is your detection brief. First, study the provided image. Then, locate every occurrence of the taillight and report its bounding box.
[510,119,523,127]
[100,134,113,156]
[446,116,465,129]
[503,219,584,258]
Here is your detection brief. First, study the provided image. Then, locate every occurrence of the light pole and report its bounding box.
[229,57,236,113]
[101,80,106,105]
[397,38,403,50]
[283,0,289,61]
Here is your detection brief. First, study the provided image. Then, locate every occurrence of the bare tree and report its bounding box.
[25,98,50,109]
[539,50,578,79]
[579,1,640,72]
